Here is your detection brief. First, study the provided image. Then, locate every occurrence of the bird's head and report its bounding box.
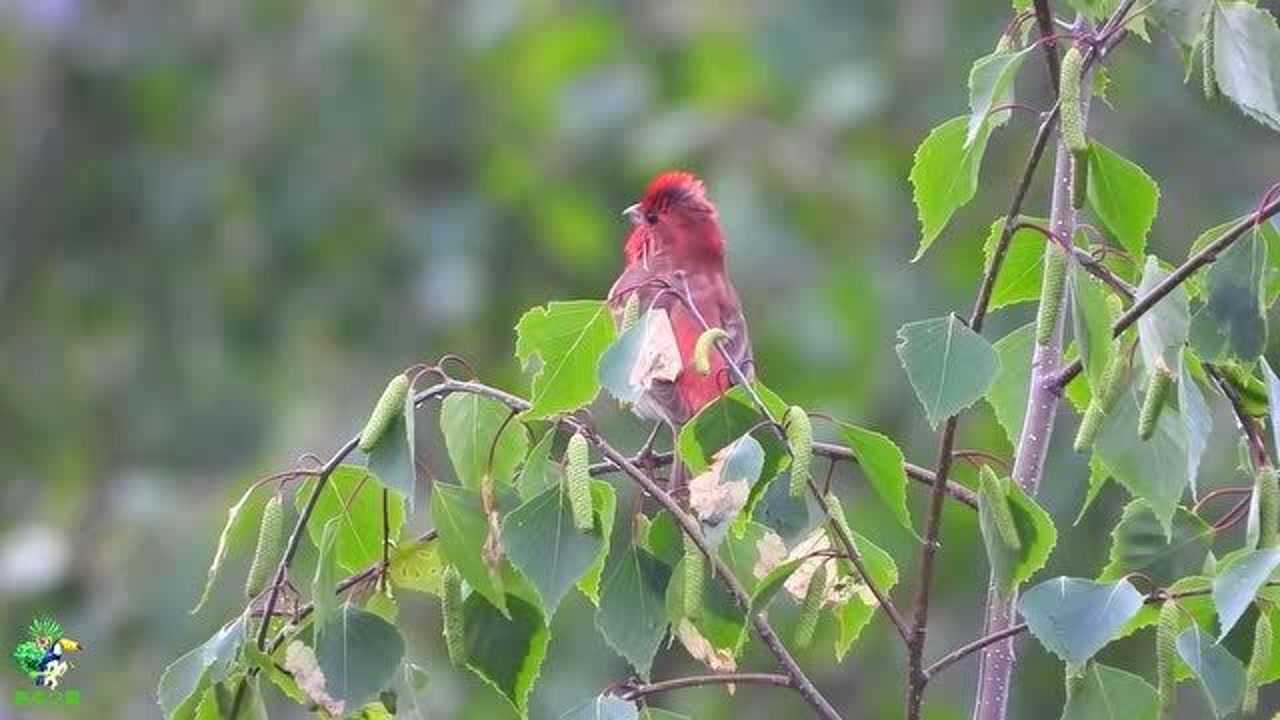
[622,171,724,267]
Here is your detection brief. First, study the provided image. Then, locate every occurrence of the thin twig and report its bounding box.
[615,673,793,701]
[925,623,1028,679]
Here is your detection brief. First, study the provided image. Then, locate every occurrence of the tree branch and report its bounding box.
[904,21,1067,720]
[1051,193,1280,391]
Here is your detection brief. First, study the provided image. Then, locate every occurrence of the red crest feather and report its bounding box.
[640,171,707,212]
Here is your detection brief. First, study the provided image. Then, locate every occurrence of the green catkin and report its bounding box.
[1246,613,1273,714]
[693,327,729,375]
[244,494,284,598]
[1060,46,1090,209]
[1035,246,1069,346]
[359,374,410,452]
[1203,10,1218,101]
[979,467,1021,550]
[683,534,704,619]
[1258,467,1280,549]
[794,564,826,650]
[442,566,465,666]
[1074,338,1128,452]
[1156,600,1180,720]
[620,293,640,334]
[785,406,814,497]
[1138,367,1175,441]
[566,432,593,532]
[826,494,855,545]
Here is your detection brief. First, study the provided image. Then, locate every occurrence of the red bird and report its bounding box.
[606,171,755,451]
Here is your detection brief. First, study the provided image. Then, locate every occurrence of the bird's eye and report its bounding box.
[645,210,659,224]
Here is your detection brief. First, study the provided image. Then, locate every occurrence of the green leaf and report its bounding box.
[389,537,446,596]
[834,530,899,660]
[1266,358,1280,455]
[440,393,530,489]
[677,384,790,519]
[665,555,747,661]
[1099,500,1213,587]
[1094,385,1190,535]
[987,322,1036,445]
[298,466,405,573]
[596,544,673,679]
[981,218,1053,310]
[909,116,997,260]
[966,46,1034,146]
[1149,0,1212,49]
[561,695,639,720]
[157,616,246,719]
[1178,352,1212,499]
[367,414,416,514]
[1213,2,1280,131]
[314,604,406,712]
[897,313,1000,429]
[837,423,913,535]
[678,384,788,474]
[503,479,611,616]
[517,430,559,502]
[514,300,616,420]
[577,480,618,605]
[191,482,266,615]
[1020,577,1144,666]
[463,591,550,717]
[1188,217,1280,305]
[1136,256,1190,373]
[1177,626,1246,717]
[979,472,1057,597]
[1061,663,1159,720]
[1086,142,1160,261]
[313,518,341,630]
[1213,548,1280,639]
[1190,228,1267,361]
[431,483,507,615]
[1072,263,1117,391]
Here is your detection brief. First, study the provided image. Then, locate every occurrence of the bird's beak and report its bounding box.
[622,203,645,226]
[60,639,82,653]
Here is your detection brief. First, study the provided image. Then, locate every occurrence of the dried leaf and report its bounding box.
[674,620,737,674]
[284,641,344,717]
[629,311,682,393]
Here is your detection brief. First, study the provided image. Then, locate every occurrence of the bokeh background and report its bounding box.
[4,1,1280,718]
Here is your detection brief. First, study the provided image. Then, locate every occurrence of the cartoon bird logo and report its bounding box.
[11,616,82,689]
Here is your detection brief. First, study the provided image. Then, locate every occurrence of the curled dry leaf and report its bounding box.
[782,529,872,608]
[629,310,682,394]
[752,531,788,581]
[675,619,737,675]
[284,640,344,717]
[688,437,763,536]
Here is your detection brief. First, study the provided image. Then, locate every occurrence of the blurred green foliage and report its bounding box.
[3,0,1280,718]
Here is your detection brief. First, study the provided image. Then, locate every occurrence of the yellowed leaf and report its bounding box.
[689,441,751,527]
